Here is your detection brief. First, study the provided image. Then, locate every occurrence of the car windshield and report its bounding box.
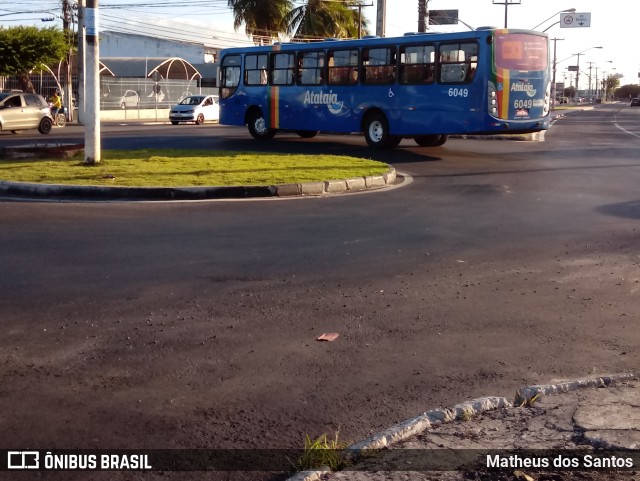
[180,96,204,105]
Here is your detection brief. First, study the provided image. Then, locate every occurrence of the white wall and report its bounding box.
[100,32,207,64]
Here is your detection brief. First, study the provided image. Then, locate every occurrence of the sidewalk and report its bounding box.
[289,374,639,481]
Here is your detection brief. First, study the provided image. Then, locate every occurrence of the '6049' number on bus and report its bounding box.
[448,88,469,98]
[513,99,534,109]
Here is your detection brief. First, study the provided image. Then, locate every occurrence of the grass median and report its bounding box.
[0,149,390,187]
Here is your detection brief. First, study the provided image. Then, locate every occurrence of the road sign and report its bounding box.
[560,12,591,28]
[429,10,459,25]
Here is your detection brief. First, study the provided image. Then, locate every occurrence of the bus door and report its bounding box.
[219,54,243,126]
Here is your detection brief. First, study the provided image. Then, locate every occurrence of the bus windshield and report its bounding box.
[494,33,548,72]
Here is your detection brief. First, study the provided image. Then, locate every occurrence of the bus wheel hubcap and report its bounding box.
[369,121,383,142]
[255,117,266,134]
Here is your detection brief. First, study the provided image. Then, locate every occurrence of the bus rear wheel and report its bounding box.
[296,130,318,138]
[247,109,276,140]
[364,113,394,149]
[414,134,448,147]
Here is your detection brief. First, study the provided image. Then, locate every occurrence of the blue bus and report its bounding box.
[218,28,550,149]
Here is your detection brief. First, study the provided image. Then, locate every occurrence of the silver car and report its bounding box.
[170,95,219,125]
[0,91,53,134]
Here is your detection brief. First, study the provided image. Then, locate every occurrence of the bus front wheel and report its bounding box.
[414,135,448,147]
[247,109,276,140]
[364,113,394,149]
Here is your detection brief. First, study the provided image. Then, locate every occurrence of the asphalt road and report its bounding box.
[0,103,639,480]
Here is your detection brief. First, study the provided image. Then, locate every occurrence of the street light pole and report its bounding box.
[531,7,575,31]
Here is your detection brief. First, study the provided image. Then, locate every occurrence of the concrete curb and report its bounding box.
[287,373,637,481]
[0,168,396,201]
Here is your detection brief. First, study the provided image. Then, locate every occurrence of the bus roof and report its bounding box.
[219,28,547,56]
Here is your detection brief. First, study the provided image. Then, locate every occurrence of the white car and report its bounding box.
[170,95,219,125]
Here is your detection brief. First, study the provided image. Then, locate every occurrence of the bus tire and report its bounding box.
[363,112,392,149]
[247,109,276,140]
[414,134,447,147]
[296,130,318,138]
[387,136,402,148]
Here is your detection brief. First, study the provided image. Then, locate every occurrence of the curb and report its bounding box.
[287,373,637,481]
[0,168,396,201]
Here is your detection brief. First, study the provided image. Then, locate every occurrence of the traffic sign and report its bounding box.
[560,12,591,28]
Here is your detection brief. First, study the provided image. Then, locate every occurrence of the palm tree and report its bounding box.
[285,0,369,40]
[227,0,293,43]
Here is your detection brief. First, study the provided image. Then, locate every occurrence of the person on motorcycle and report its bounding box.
[49,91,62,117]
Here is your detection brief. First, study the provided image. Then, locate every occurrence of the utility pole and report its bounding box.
[418,0,428,33]
[550,37,564,108]
[353,2,373,39]
[85,0,101,164]
[62,0,74,122]
[77,0,85,125]
[492,0,521,28]
[375,0,386,37]
[587,61,595,100]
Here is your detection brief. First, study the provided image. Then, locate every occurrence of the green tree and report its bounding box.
[285,0,369,39]
[227,0,293,43]
[563,85,576,99]
[602,74,620,101]
[0,26,68,93]
[615,83,640,100]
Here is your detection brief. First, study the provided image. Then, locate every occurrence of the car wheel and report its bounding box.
[10,130,20,134]
[363,112,392,149]
[38,117,53,134]
[247,109,276,140]
[171,121,179,125]
[195,113,205,125]
[120,102,126,110]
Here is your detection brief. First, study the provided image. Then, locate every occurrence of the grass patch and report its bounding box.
[0,149,389,187]
[292,432,351,472]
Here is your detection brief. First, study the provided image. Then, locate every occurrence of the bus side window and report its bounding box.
[245,54,268,86]
[438,42,478,84]
[328,49,359,86]
[362,47,396,85]
[298,51,325,86]
[271,52,295,86]
[399,44,435,85]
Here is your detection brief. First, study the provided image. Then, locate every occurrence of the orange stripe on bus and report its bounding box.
[498,69,510,119]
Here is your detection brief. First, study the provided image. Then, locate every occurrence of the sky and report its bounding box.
[2,0,638,89]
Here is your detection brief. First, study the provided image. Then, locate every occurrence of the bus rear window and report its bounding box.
[495,33,548,71]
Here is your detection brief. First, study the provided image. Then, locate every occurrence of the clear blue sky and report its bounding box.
[2,0,637,88]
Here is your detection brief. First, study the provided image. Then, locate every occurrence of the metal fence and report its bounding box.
[1,75,217,110]
[100,77,217,110]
